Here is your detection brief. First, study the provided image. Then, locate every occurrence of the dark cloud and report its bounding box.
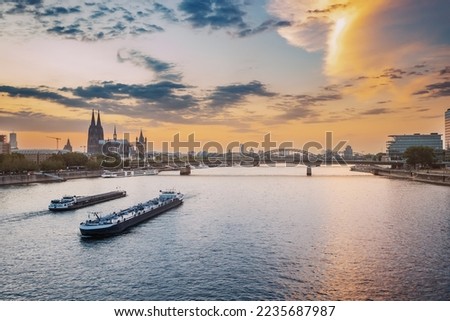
[117,49,182,82]
[412,76,450,98]
[307,3,347,14]
[295,93,342,104]
[0,85,89,107]
[40,6,81,17]
[0,1,163,40]
[65,81,197,111]
[2,0,42,14]
[273,106,320,122]
[423,81,450,97]
[412,90,430,95]
[178,0,247,29]
[153,2,178,22]
[360,108,392,115]
[234,19,291,37]
[379,68,406,79]
[439,66,450,75]
[207,81,276,109]
[377,100,391,104]
[46,24,83,36]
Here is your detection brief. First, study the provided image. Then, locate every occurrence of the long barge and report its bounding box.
[48,190,127,211]
[79,190,183,237]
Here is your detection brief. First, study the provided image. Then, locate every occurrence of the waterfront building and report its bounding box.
[0,134,11,154]
[386,133,443,159]
[445,108,450,150]
[9,132,18,150]
[87,110,104,154]
[15,149,69,164]
[343,145,353,160]
[63,139,72,152]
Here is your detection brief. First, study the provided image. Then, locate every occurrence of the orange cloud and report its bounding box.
[269,0,450,80]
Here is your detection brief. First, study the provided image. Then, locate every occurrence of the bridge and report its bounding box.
[141,148,407,169]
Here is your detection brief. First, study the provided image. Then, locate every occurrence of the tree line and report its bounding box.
[0,152,102,174]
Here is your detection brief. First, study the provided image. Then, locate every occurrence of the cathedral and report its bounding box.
[87,110,104,154]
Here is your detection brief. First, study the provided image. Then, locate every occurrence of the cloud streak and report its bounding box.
[117,49,182,82]
[207,81,277,109]
[0,85,89,107]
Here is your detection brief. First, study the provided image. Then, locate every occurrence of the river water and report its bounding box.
[0,165,449,301]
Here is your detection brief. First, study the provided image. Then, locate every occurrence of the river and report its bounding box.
[0,165,449,300]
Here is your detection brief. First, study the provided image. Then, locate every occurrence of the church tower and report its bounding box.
[87,109,104,154]
[136,129,147,159]
[63,138,72,152]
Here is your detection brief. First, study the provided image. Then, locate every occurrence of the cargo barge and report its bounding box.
[79,190,183,237]
[48,190,127,211]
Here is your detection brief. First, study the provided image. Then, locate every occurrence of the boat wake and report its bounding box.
[182,193,195,200]
[0,209,51,224]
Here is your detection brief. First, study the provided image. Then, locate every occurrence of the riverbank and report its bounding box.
[0,170,103,186]
[351,165,450,186]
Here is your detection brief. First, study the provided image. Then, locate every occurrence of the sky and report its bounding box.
[0,0,449,153]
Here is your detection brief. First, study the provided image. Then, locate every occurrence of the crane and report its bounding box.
[47,136,62,150]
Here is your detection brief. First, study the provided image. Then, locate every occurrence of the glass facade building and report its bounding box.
[445,108,450,150]
[386,133,443,159]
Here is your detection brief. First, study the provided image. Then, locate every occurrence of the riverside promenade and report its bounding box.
[351,165,450,186]
[0,170,103,186]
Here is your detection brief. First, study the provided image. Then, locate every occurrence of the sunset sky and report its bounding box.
[0,0,449,153]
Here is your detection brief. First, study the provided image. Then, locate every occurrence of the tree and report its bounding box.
[0,153,38,173]
[40,158,65,171]
[62,152,88,167]
[403,146,435,169]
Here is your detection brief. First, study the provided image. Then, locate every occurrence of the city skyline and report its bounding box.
[0,0,449,153]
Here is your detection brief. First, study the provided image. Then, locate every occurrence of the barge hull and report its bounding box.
[49,191,126,212]
[80,198,182,237]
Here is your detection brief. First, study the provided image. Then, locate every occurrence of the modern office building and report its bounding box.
[445,108,450,150]
[9,132,17,150]
[343,145,353,160]
[386,133,443,159]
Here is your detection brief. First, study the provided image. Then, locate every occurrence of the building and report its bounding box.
[9,132,18,150]
[101,125,131,158]
[0,134,11,154]
[63,139,73,152]
[343,145,353,160]
[386,133,443,159]
[15,149,69,164]
[445,108,450,150]
[136,129,147,159]
[87,110,104,154]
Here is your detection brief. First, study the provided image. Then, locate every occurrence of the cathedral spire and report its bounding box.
[139,128,144,144]
[96,110,102,127]
[90,109,95,126]
[63,138,72,152]
[113,125,117,141]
